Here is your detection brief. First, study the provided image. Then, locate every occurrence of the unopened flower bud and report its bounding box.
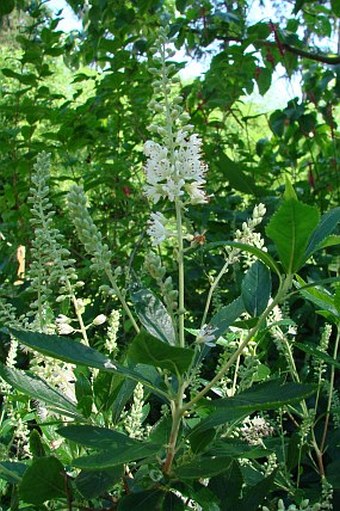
[92,314,107,326]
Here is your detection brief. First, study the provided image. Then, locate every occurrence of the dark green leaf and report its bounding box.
[19,457,66,505]
[58,425,138,450]
[293,0,305,14]
[29,430,46,458]
[0,462,26,483]
[0,363,80,419]
[129,330,194,375]
[269,110,286,137]
[217,153,259,195]
[8,328,165,397]
[75,467,123,499]
[238,470,276,511]
[194,381,315,431]
[0,0,14,16]
[73,442,162,470]
[296,343,340,369]
[305,207,340,259]
[163,492,185,510]
[208,461,243,511]
[175,456,232,479]
[241,261,271,316]
[207,439,271,460]
[130,287,176,345]
[209,297,245,339]
[266,190,320,273]
[331,0,340,17]
[75,370,93,418]
[189,428,216,454]
[118,490,165,511]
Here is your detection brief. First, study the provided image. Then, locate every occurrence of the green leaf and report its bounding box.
[269,110,286,137]
[175,456,232,479]
[241,261,271,316]
[19,457,66,505]
[118,490,165,511]
[209,297,245,339]
[295,276,339,317]
[194,380,315,431]
[29,430,46,458]
[73,442,162,470]
[217,153,259,195]
[129,330,194,375]
[208,461,243,511]
[0,363,80,419]
[206,241,281,277]
[75,370,93,418]
[295,343,340,369]
[130,287,176,345]
[75,467,123,499]
[206,439,271,460]
[7,328,164,396]
[0,461,26,483]
[189,428,216,454]
[305,207,340,259]
[255,67,272,95]
[58,425,138,450]
[266,191,320,273]
[238,470,276,511]
[331,0,340,17]
[0,0,14,16]
[293,0,306,14]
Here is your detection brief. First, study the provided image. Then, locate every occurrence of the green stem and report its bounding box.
[163,384,185,475]
[320,324,340,453]
[184,274,292,411]
[201,258,230,329]
[105,270,140,335]
[71,295,89,346]
[175,199,185,348]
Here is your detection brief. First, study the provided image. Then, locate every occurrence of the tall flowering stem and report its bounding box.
[175,199,185,347]
[143,29,210,474]
[144,29,208,348]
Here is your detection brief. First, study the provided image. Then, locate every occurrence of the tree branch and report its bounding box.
[255,40,340,65]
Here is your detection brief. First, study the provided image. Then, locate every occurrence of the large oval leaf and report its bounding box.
[130,287,176,345]
[241,261,271,317]
[19,457,66,505]
[129,330,194,375]
[266,192,320,273]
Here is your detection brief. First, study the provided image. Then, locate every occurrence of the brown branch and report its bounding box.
[255,39,340,65]
[219,35,340,65]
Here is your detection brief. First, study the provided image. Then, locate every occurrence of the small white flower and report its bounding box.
[92,314,107,326]
[57,323,75,335]
[185,182,208,205]
[147,212,171,246]
[196,324,218,346]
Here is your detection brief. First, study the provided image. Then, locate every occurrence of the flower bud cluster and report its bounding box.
[105,310,120,355]
[224,203,267,269]
[67,185,113,274]
[144,251,178,314]
[124,382,145,439]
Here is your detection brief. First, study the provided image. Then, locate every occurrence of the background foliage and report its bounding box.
[0,0,339,510]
